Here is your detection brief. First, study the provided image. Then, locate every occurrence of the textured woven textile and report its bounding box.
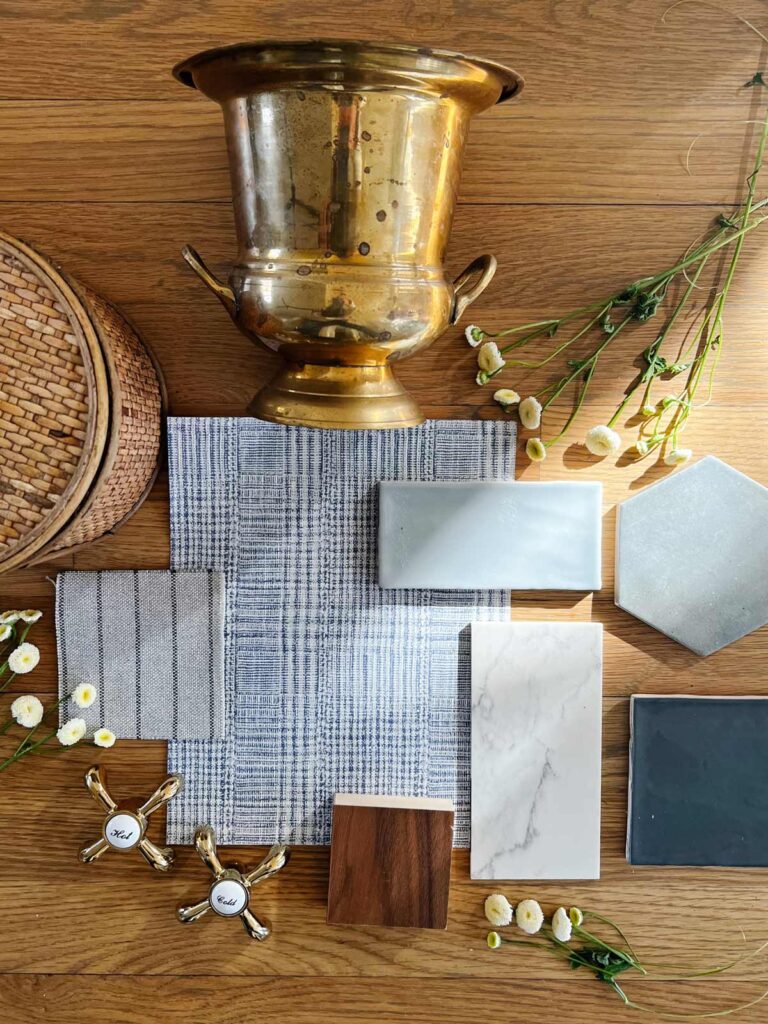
[57,570,225,740]
[166,418,516,845]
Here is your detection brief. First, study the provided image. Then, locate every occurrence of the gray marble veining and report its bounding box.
[615,456,768,656]
[378,480,602,590]
[471,622,603,880]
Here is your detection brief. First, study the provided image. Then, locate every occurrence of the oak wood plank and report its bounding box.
[2,976,768,1024]
[0,99,763,205]
[0,0,765,108]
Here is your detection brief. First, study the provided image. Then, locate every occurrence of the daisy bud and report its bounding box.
[477,341,506,375]
[487,931,502,949]
[484,893,514,927]
[465,324,485,347]
[493,388,520,410]
[10,695,44,729]
[635,439,649,456]
[641,404,656,417]
[664,447,693,467]
[18,609,42,623]
[525,438,547,462]
[516,898,544,935]
[518,396,542,430]
[569,907,584,927]
[552,906,572,943]
[584,425,622,457]
[71,682,98,710]
[56,717,86,747]
[8,642,40,675]
[93,727,117,749]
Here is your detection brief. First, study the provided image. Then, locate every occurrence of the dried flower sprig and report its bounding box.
[0,609,118,773]
[484,894,768,1018]
[468,56,768,465]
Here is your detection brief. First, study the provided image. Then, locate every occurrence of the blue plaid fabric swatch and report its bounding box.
[166,418,516,845]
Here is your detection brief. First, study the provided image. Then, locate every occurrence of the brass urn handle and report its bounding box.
[450,254,498,325]
[182,245,238,318]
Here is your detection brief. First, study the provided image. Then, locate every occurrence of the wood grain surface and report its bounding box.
[1,1,768,1021]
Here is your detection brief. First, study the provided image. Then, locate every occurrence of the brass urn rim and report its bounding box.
[173,38,523,107]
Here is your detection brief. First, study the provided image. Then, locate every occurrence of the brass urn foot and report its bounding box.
[249,364,425,430]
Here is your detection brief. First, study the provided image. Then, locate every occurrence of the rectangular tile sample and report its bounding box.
[327,794,454,928]
[471,622,602,880]
[628,696,768,866]
[378,480,602,590]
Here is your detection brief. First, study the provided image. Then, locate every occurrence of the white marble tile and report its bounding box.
[378,481,602,590]
[471,622,602,880]
[615,457,768,655]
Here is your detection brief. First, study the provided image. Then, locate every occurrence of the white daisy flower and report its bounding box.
[465,324,485,347]
[516,898,544,935]
[525,438,547,462]
[0,625,12,643]
[664,447,692,466]
[584,425,622,457]
[0,610,20,625]
[552,906,572,943]
[634,439,649,456]
[10,694,44,729]
[518,396,542,430]
[56,717,86,747]
[477,341,506,375]
[484,893,514,927]
[93,727,116,749]
[8,642,40,675]
[71,682,97,710]
[18,610,42,624]
[493,388,520,410]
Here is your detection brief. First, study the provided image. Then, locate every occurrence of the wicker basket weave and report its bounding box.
[0,231,163,572]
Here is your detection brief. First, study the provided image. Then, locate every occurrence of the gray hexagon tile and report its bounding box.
[615,456,768,656]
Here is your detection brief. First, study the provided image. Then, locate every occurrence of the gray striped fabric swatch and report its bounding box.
[166,418,516,846]
[56,570,225,740]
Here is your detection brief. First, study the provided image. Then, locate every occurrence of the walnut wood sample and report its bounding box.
[327,795,454,929]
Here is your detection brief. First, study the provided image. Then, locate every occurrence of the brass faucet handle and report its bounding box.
[79,765,181,872]
[245,843,291,886]
[193,824,225,879]
[79,835,111,863]
[241,906,271,942]
[137,837,175,872]
[177,896,212,924]
[178,826,289,941]
[84,765,117,813]
[137,773,183,820]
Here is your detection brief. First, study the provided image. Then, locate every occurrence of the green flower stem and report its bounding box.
[0,673,18,696]
[537,311,637,408]
[0,621,35,687]
[0,730,57,773]
[10,695,67,758]
[614,984,768,1020]
[573,924,644,973]
[583,909,642,964]
[545,357,600,446]
[505,305,613,370]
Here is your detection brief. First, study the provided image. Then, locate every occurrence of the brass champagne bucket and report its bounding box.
[174,40,522,428]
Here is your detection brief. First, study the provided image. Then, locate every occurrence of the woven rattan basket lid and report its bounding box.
[0,231,110,569]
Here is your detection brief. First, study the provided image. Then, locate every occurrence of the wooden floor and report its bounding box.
[2,1,768,1021]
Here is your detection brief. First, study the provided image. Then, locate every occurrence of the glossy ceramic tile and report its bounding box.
[628,696,768,866]
[616,457,768,655]
[378,481,602,590]
[471,622,603,880]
